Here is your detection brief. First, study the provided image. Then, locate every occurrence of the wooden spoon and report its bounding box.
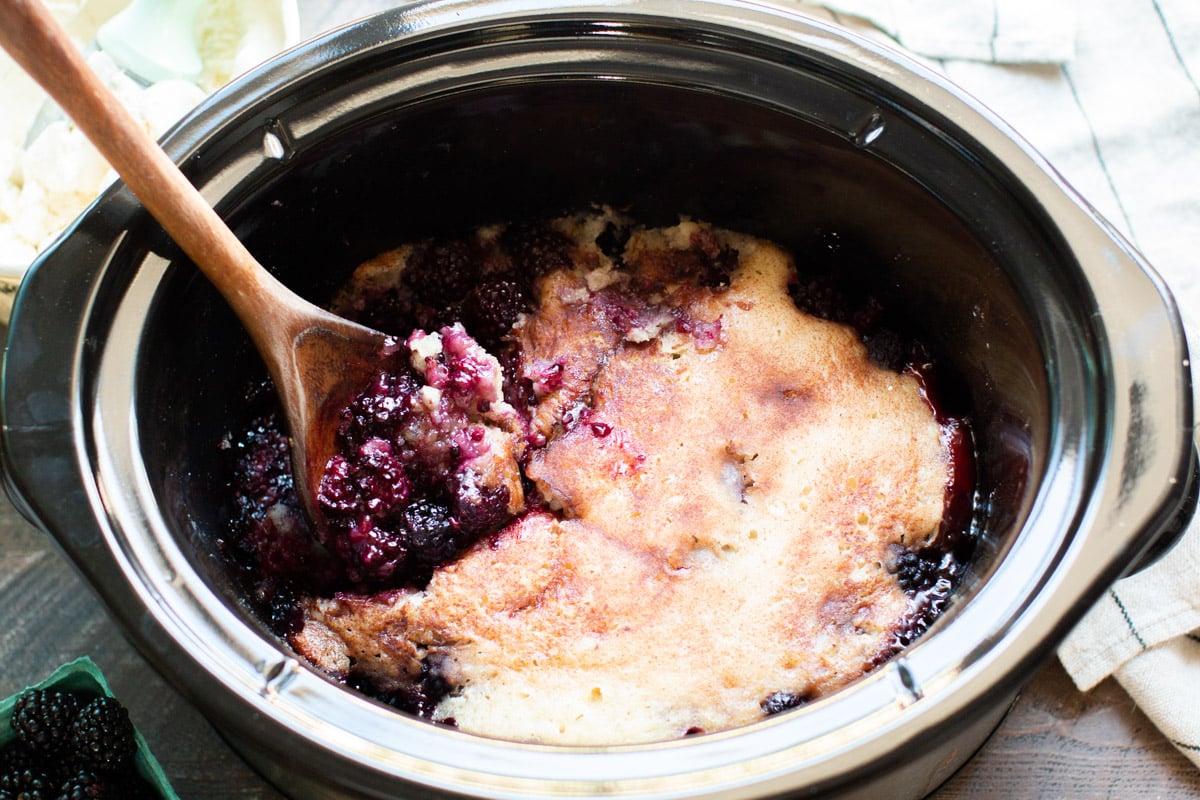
[0,0,401,526]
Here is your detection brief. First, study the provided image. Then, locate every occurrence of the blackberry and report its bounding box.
[351,663,453,721]
[231,416,295,521]
[346,286,416,339]
[58,768,156,800]
[463,278,529,344]
[403,499,460,569]
[788,278,850,325]
[452,482,511,538]
[340,519,408,584]
[335,370,421,447]
[404,239,479,307]
[759,690,809,716]
[316,455,359,514]
[10,689,82,756]
[0,740,40,771]
[894,549,943,594]
[257,577,306,638]
[352,439,412,517]
[501,222,573,281]
[237,502,330,584]
[0,765,57,799]
[57,770,105,800]
[321,445,409,535]
[69,697,136,774]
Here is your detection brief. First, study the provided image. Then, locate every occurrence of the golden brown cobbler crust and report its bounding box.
[291,212,949,745]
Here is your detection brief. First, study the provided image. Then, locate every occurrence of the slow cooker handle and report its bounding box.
[1122,439,1198,575]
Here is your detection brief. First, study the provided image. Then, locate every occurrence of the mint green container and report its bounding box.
[0,657,179,799]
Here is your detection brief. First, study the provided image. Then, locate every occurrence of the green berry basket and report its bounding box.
[0,656,180,799]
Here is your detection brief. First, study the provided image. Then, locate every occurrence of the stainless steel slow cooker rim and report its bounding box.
[11,0,1192,798]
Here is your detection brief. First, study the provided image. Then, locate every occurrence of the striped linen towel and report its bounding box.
[806,0,1077,62]
[797,0,1200,769]
[1058,534,1200,764]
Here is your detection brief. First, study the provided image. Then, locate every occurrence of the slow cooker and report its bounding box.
[2,1,1195,797]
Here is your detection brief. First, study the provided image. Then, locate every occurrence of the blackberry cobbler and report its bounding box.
[220,209,975,745]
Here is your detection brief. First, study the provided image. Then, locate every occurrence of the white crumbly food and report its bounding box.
[0,52,206,266]
[0,0,293,271]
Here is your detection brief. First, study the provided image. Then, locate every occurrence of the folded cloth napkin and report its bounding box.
[802,0,1077,62]
[798,0,1200,771]
[1058,522,1200,767]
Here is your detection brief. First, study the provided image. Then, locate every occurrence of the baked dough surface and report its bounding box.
[292,213,950,744]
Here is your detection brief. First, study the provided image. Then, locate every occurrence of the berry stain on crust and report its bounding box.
[220,209,978,745]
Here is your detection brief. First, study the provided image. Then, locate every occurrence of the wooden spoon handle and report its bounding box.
[0,0,281,323]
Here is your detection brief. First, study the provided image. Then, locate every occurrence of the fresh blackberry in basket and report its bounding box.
[0,764,58,800]
[68,697,136,774]
[0,741,41,777]
[58,767,157,800]
[9,689,82,757]
[56,770,106,800]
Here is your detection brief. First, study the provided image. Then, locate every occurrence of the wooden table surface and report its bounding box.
[2,1,1199,798]
[4,483,1200,800]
